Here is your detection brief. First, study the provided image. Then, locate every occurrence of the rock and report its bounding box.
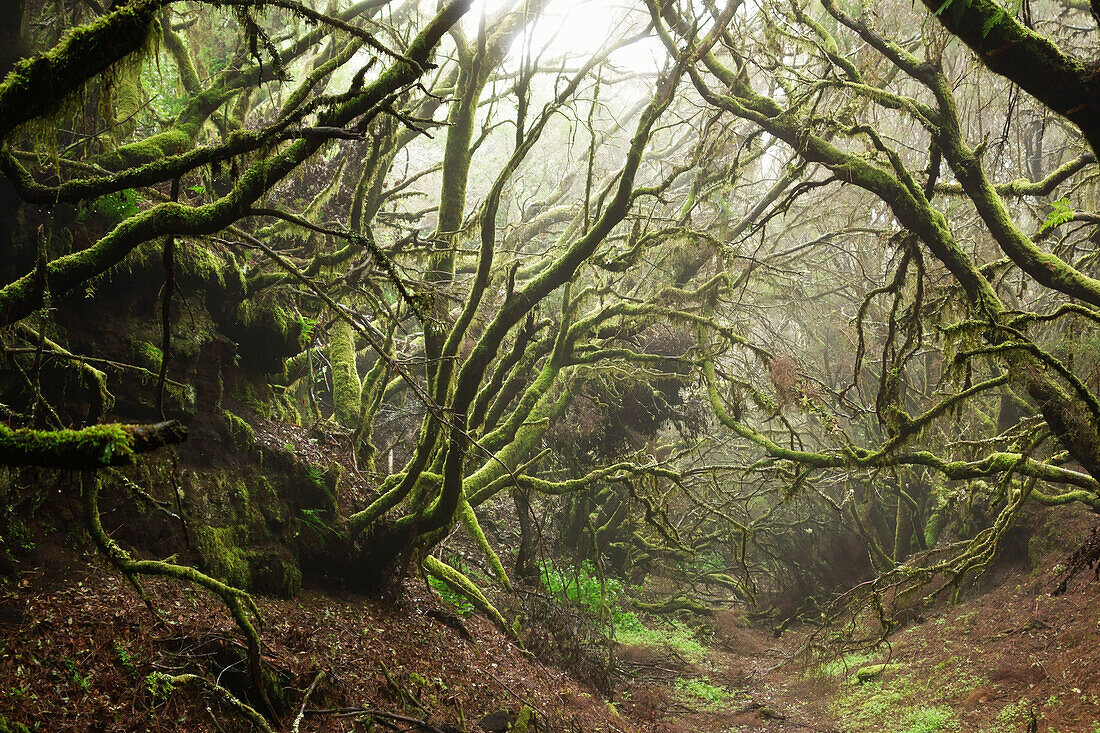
[478,709,514,732]
[854,663,902,683]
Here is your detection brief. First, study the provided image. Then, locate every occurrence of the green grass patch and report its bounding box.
[615,617,708,662]
[674,676,730,707]
[831,667,963,733]
[900,705,959,733]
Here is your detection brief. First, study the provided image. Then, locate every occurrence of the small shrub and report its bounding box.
[113,640,137,679]
[63,658,89,692]
[540,560,631,624]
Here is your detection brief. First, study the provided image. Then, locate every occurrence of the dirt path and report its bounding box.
[615,617,841,732]
[2,506,1098,732]
[613,524,1100,733]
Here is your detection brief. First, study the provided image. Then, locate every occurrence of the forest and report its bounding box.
[0,0,1099,729]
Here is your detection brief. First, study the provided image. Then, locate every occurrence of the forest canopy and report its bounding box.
[2,0,1100,726]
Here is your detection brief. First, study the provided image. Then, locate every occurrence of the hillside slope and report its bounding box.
[1,505,1095,732]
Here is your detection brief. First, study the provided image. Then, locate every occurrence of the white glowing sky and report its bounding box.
[463,0,666,73]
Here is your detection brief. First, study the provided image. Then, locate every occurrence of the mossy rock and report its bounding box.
[222,409,256,448]
[223,299,305,373]
[854,663,903,684]
[194,524,252,589]
[248,545,302,597]
[511,706,536,732]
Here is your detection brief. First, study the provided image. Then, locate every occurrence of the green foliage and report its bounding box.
[144,672,175,704]
[0,515,35,554]
[427,573,474,615]
[141,56,187,119]
[537,561,708,659]
[113,640,138,679]
[931,0,956,17]
[305,464,326,490]
[992,698,1030,727]
[900,706,959,733]
[674,676,730,706]
[136,341,163,370]
[297,508,336,538]
[1040,197,1075,234]
[539,559,635,628]
[63,658,90,691]
[79,189,141,224]
[298,318,317,348]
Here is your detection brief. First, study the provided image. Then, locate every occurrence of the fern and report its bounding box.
[1039,197,1075,234]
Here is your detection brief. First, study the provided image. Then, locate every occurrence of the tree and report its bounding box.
[3,0,1100,723]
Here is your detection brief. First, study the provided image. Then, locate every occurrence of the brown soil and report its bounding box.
[613,505,1100,733]
[0,552,630,731]
[1,506,1097,732]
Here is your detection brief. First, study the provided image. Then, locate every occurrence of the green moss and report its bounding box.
[327,318,360,427]
[924,507,946,547]
[118,238,243,294]
[238,300,296,337]
[222,410,255,448]
[511,706,535,733]
[96,127,192,170]
[0,714,31,733]
[459,500,511,590]
[855,663,903,684]
[0,0,159,138]
[423,555,511,634]
[248,548,302,597]
[194,524,251,589]
[0,422,134,467]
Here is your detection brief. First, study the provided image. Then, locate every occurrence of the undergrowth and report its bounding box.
[538,560,707,661]
[674,676,730,707]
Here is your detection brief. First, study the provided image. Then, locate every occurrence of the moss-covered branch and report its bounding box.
[920,0,1100,156]
[0,0,468,327]
[422,554,512,635]
[0,420,185,469]
[328,318,361,428]
[934,153,1095,197]
[0,0,159,140]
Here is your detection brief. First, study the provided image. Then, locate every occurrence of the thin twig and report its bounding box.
[291,670,326,733]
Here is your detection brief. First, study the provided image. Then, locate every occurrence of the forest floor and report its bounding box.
[0,506,1097,732]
